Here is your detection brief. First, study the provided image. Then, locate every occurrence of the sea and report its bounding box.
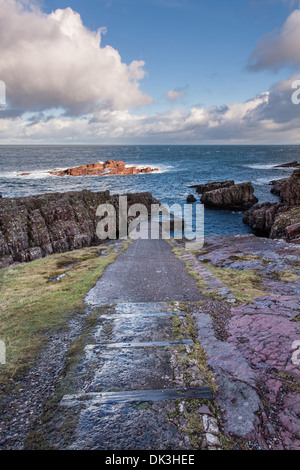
[0,145,299,236]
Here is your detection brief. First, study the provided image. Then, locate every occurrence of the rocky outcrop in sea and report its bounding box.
[190,181,235,195]
[189,180,258,211]
[200,182,258,211]
[47,160,159,177]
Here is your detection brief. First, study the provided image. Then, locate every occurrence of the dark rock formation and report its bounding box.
[285,222,300,243]
[243,203,288,236]
[48,160,158,177]
[280,169,300,205]
[270,206,300,243]
[269,178,288,197]
[201,182,258,211]
[274,161,300,168]
[244,170,300,244]
[190,180,235,195]
[187,195,197,203]
[0,190,159,269]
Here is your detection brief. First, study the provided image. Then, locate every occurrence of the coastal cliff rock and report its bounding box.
[201,182,258,211]
[244,170,300,243]
[244,204,300,244]
[269,178,288,197]
[48,160,158,177]
[0,190,159,269]
[280,169,300,205]
[243,203,287,236]
[190,180,235,195]
[270,206,300,243]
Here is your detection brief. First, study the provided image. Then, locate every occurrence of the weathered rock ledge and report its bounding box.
[48,160,159,177]
[197,234,300,449]
[190,181,235,195]
[244,170,300,244]
[0,190,159,269]
[269,178,288,197]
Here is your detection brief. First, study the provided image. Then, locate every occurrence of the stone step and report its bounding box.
[61,387,213,407]
[99,311,186,319]
[85,340,194,351]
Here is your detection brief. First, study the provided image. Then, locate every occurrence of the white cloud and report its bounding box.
[248,9,300,71]
[0,0,152,114]
[1,77,300,144]
[166,89,186,102]
[0,1,300,144]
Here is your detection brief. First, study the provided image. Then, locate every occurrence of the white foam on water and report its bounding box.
[123,163,175,174]
[0,170,53,179]
[243,163,278,170]
[254,177,273,185]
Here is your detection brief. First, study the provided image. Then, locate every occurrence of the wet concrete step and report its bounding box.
[99,311,186,319]
[114,302,176,314]
[85,340,194,350]
[93,314,189,343]
[84,345,176,391]
[61,387,213,406]
[65,401,194,450]
[56,301,212,450]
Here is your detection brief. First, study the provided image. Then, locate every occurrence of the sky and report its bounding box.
[0,0,300,144]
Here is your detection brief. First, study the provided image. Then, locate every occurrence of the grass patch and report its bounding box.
[184,400,205,448]
[187,341,218,393]
[197,250,211,256]
[175,341,217,393]
[271,270,299,283]
[172,312,198,342]
[229,254,262,262]
[170,241,268,302]
[186,268,209,292]
[170,245,210,292]
[278,371,300,393]
[203,265,267,303]
[0,243,129,388]
[171,244,225,300]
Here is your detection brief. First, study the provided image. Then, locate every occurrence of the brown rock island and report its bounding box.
[48,160,159,177]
